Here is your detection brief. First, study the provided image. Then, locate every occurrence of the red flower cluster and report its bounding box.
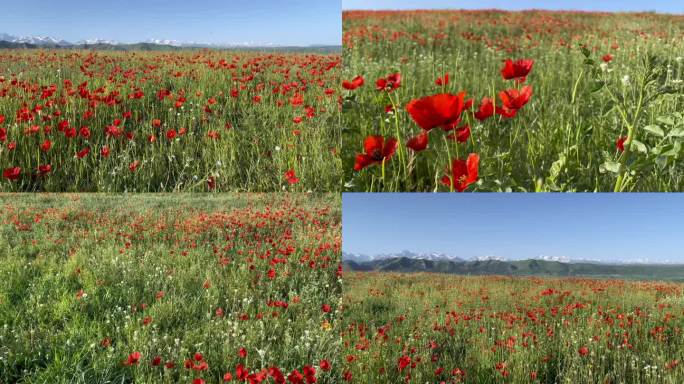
[351,58,535,191]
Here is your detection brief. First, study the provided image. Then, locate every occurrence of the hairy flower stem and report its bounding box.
[613,74,646,192]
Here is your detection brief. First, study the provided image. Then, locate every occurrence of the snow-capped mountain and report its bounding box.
[343,250,464,262]
[532,255,571,263]
[78,39,120,45]
[474,255,506,262]
[0,32,288,48]
[145,38,182,47]
[0,33,70,46]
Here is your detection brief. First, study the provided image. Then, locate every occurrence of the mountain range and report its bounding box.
[0,33,341,52]
[342,251,684,281]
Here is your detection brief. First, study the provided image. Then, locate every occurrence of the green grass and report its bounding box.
[0,50,342,192]
[0,193,341,383]
[342,10,684,191]
[342,272,684,383]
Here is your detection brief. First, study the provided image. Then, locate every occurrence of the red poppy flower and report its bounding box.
[79,126,91,138]
[38,164,51,175]
[342,75,365,90]
[288,369,304,384]
[354,135,398,171]
[303,365,316,382]
[499,86,533,111]
[446,125,470,143]
[495,105,518,118]
[236,364,249,380]
[398,355,411,372]
[616,136,627,152]
[435,73,449,86]
[124,351,141,366]
[152,119,161,128]
[441,153,480,192]
[319,360,331,371]
[578,346,589,356]
[239,348,247,358]
[375,73,401,92]
[501,59,534,82]
[284,169,299,185]
[152,356,162,366]
[40,139,52,152]
[474,97,494,121]
[321,303,331,313]
[406,131,429,152]
[129,160,140,172]
[101,146,110,157]
[407,92,466,131]
[602,54,613,63]
[76,147,90,159]
[207,176,216,190]
[3,167,20,181]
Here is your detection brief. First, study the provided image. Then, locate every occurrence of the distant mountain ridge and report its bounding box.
[0,33,341,52]
[343,250,464,263]
[343,256,684,282]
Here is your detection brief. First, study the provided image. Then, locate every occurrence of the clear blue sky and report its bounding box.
[343,194,684,263]
[343,0,683,13]
[0,0,341,45]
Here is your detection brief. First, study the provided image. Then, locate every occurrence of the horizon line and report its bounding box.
[342,8,684,15]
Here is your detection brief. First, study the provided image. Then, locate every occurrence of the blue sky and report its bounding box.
[343,0,684,13]
[0,0,341,46]
[343,194,684,263]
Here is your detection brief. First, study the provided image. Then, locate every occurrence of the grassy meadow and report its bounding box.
[342,10,684,191]
[341,271,684,383]
[0,193,341,383]
[0,50,341,192]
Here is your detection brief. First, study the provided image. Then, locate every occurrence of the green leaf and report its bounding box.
[643,125,664,137]
[662,141,681,157]
[599,161,621,174]
[630,139,647,153]
[591,80,605,92]
[584,58,595,66]
[657,116,675,126]
[580,46,591,58]
[667,127,684,138]
[548,153,566,183]
[655,156,668,169]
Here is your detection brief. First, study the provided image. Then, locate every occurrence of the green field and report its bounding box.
[342,271,684,383]
[342,10,684,191]
[0,50,341,192]
[0,193,341,383]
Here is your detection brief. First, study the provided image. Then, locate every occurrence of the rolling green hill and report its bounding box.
[343,257,684,282]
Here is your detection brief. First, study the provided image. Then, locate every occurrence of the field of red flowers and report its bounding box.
[342,10,684,191]
[0,50,341,192]
[341,272,684,383]
[0,193,341,383]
